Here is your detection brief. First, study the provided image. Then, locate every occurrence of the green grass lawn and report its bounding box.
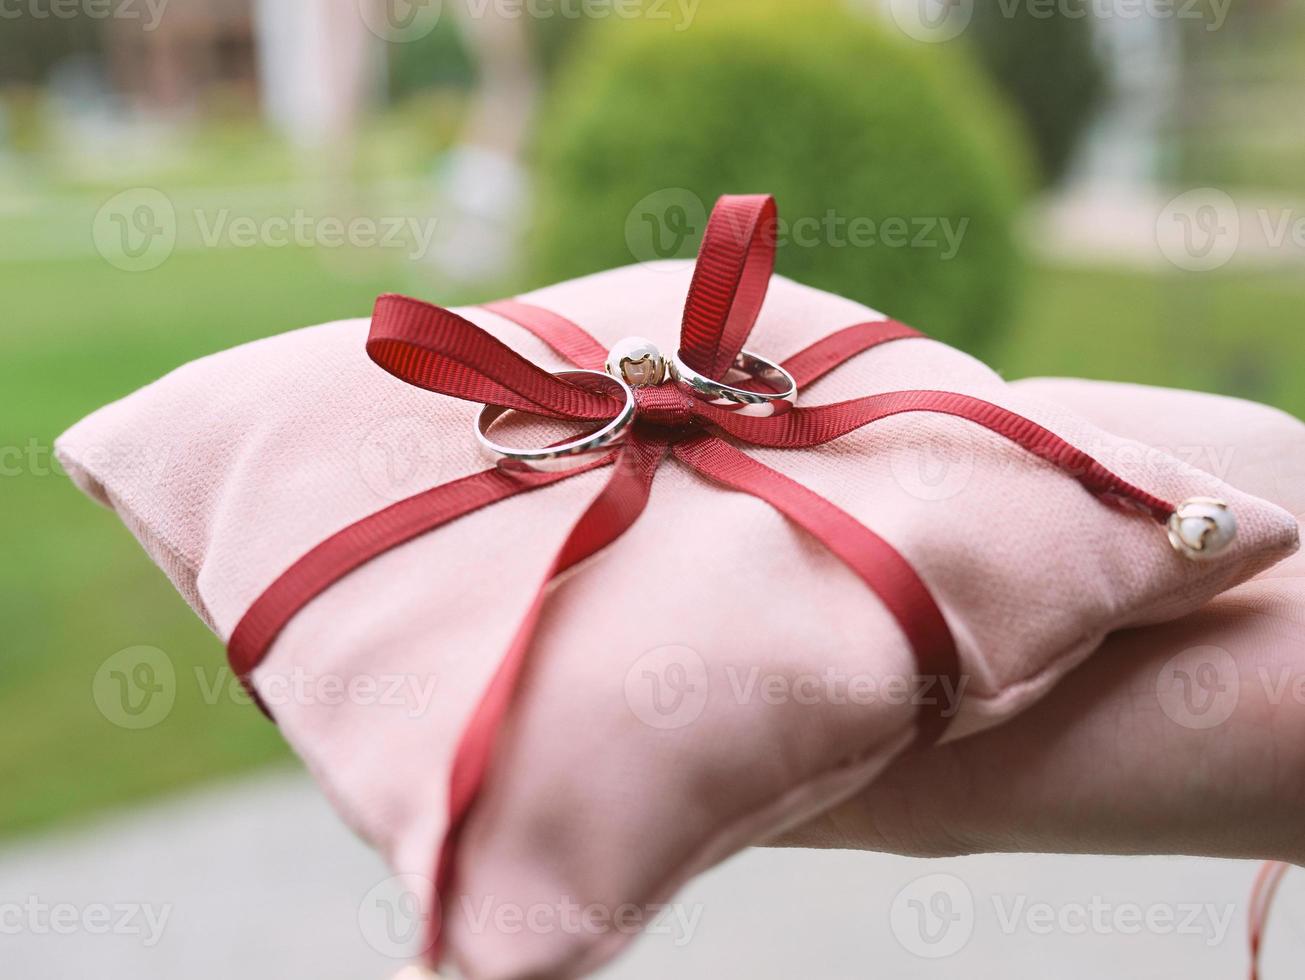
[2,242,1303,841]
[0,243,455,838]
[994,262,1305,419]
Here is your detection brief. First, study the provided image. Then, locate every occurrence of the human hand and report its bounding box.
[774,379,1305,868]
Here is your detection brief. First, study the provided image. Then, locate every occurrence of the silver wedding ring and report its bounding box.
[669,349,797,417]
[475,369,636,472]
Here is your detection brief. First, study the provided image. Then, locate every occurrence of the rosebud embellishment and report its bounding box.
[1168,496,1237,560]
[605,336,667,388]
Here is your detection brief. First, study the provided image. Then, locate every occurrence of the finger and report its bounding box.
[781,544,1305,864]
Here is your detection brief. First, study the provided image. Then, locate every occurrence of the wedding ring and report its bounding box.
[475,370,635,472]
[669,349,797,417]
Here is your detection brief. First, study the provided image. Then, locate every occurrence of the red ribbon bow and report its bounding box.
[227,194,1175,957]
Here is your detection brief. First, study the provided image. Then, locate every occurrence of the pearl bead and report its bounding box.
[605,336,666,388]
[1167,497,1237,560]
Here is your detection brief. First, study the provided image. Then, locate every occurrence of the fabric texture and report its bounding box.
[57,261,1298,979]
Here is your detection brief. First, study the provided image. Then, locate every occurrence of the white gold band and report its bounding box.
[475,370,636,472]
[669,349,797,417]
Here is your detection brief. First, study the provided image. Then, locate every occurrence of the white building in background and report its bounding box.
[253,0,382,149]
[1069,12,1180,193]
[99,0,382,150]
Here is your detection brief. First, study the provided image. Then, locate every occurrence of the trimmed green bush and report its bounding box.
[529,3,1029,353]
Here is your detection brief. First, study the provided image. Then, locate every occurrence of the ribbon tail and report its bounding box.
[779,319,924,389]
[670,433,960,747]
[428,436,668,963]
[703,390,1176,522]
[227,460,610,704]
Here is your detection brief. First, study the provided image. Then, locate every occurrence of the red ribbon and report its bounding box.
[1249,861,1291,979]
[227,194,1176,960]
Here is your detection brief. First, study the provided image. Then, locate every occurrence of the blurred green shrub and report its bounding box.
[967,0,1105,186]
[529,7,587,77]
[529,2,1029,353]
[386,18,476,98]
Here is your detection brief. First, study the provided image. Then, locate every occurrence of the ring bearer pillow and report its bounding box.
[58,196,1297,979]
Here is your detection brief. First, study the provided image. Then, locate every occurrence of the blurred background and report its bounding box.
[3,0,1305,976]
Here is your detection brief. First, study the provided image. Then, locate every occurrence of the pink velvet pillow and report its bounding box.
[58,197,1297,979]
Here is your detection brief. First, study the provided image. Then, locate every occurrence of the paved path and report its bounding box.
[1030,181,1305,271]
[0,771,1300,978]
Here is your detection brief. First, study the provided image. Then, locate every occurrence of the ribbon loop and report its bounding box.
[678,194,778,380]
[368,294,619,421]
